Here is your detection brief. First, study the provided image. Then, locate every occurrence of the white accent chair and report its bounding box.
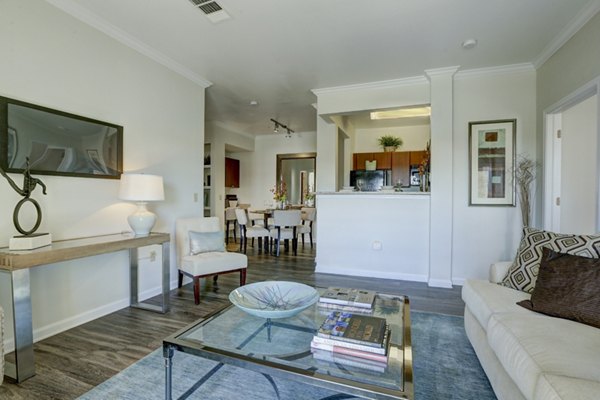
[235,208,270,253]
[0,305,3,385]
[298,207,316,248]
[269,210,302,256]
[176,217,247,304]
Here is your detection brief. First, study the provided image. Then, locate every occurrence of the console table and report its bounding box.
[0,232,170,383]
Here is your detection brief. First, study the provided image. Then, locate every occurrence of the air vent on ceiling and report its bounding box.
[187,0,231,23]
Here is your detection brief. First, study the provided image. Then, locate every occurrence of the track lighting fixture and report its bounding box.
[270,119,294,138]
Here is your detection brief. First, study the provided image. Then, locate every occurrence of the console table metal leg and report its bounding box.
[3,269,35,382]
[164,345,174,400]
[130,244,170,313]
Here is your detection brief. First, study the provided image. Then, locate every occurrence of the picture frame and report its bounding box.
[468,119,516,206]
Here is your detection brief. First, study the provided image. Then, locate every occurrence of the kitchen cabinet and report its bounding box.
[391,152,410,187]
[410,150,426,166]
[225,157,240,188]
[353,152,392,170]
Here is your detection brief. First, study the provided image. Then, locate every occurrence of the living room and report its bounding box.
[1,0,600,399]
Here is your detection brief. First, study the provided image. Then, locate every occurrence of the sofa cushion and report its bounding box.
[517,248,600,328]
[181,251,247,276]
[487,312,600,400]
[534,374,600,400]
[500,227,600,293]
[462,279,531,329]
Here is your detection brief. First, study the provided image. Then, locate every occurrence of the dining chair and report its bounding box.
[235,208,270,253]
[224,207,237,244]
[298,207,316,248]
[269,210,302,256]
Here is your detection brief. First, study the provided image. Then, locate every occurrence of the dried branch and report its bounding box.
[515,155,537,227]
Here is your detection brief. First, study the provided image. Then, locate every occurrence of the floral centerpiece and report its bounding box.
[305,192,315,206]
[271,181,287,208]
[418,141,431,191]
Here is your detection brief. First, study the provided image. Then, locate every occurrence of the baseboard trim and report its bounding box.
[315,265,428,282]
[451,277,466,286]
[3,280,179,353]
[428,279,453,288]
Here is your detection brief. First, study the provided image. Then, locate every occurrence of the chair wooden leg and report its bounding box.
[239,234,243,252]
[293,238,298,256]
[276,233,281,257]
[233,222,237,243]
[251,238,255,248]
[213,275,219,284]
[226,221,230,244]
[240,269,247,286]
[178,270,183,288]
[302,233,305,248]
[193,276,200,305]
[258,237,262,252]
[244,235,248,253]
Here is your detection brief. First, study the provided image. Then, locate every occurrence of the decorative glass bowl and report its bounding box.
[229,281,319,319]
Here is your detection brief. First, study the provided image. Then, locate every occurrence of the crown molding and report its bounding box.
[312,75,428,96]
[534,0,600,68]
[455,63,535,80]
[45,0,212,88]
[424,66,460,79]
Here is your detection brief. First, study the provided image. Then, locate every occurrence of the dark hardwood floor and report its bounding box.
[0,242,464,399]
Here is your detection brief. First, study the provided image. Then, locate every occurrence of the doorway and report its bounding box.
[544,85,599,234]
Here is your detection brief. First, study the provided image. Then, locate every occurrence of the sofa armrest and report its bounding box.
[489,261,512,283]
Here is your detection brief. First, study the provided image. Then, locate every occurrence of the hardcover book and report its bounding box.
[311,349,387,373]
[317,311,387,348]
[319,288,376,309]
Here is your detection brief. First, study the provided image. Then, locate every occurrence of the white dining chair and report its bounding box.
[298,207,316,248]
[269,210,302,256]
[235,208,270,253]
[224,207,238,244]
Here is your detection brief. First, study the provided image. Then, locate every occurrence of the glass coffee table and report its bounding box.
[163,289,412,399]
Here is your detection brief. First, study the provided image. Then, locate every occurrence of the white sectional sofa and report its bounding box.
[462,262,600,400]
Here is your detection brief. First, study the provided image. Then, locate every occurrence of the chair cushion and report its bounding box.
[517,248,600,328]
[181,252,247,277]
[500,227,600,293]
[462,279,531,329]
[487,312,600,400]
[189,230,225,254]
[297,224,311,234]
[246,226,269,237]
[534,374,600,400]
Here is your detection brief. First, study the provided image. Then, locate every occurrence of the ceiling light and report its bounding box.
[370,106,431,120]
[462,38,478,49]
[249,100,259,106]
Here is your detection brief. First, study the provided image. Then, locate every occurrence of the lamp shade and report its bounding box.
[119,174,164,201]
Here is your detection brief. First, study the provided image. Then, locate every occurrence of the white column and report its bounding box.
[425,66,459,288]
[316,115,338,192]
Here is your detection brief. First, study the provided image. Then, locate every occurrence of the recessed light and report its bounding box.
[249,100,259,106]
[462,38,478,49]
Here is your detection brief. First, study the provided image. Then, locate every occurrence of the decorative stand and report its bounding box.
[0,158,51,250]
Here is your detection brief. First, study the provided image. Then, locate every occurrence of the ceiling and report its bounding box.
[49,0,597,136]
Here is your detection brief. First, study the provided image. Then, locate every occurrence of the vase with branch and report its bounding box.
[271,181,287,209]
[515,155,536,227]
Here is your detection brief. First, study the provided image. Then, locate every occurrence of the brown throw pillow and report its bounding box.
[517,247,600,329]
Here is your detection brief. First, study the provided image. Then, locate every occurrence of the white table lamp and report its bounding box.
[119,173,164,235]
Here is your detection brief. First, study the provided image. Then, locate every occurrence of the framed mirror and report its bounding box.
[276,153,316,205]
[0,96,123,179]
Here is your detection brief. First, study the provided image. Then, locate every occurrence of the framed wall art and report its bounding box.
[468,119,516,206]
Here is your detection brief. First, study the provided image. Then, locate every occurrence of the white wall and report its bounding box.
[353,125,430,153]
[451,68,537,283]
[231,132,317,209]
[560,94,598,234]
[0,0,206,349]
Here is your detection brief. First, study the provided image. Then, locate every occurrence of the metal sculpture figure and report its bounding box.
[0,157,48,235]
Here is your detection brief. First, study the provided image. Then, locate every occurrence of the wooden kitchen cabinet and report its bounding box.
[410,150,426,166]
[353,152,392,170]
[391,152,410,187]
[225,157,240,188]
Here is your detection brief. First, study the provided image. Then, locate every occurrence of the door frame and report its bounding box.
[543,77,600,231]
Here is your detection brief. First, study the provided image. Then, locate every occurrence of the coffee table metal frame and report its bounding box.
[163,293,412,400]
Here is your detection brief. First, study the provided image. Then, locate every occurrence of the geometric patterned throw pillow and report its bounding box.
[500,227,600,293]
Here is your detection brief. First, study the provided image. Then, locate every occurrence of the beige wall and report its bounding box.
[536,11,600,225]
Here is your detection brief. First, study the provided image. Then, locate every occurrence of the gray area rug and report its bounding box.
[79,312,496,400]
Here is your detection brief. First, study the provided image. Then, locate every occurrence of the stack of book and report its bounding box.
[311,310,390,372]
[318,287,376,313]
